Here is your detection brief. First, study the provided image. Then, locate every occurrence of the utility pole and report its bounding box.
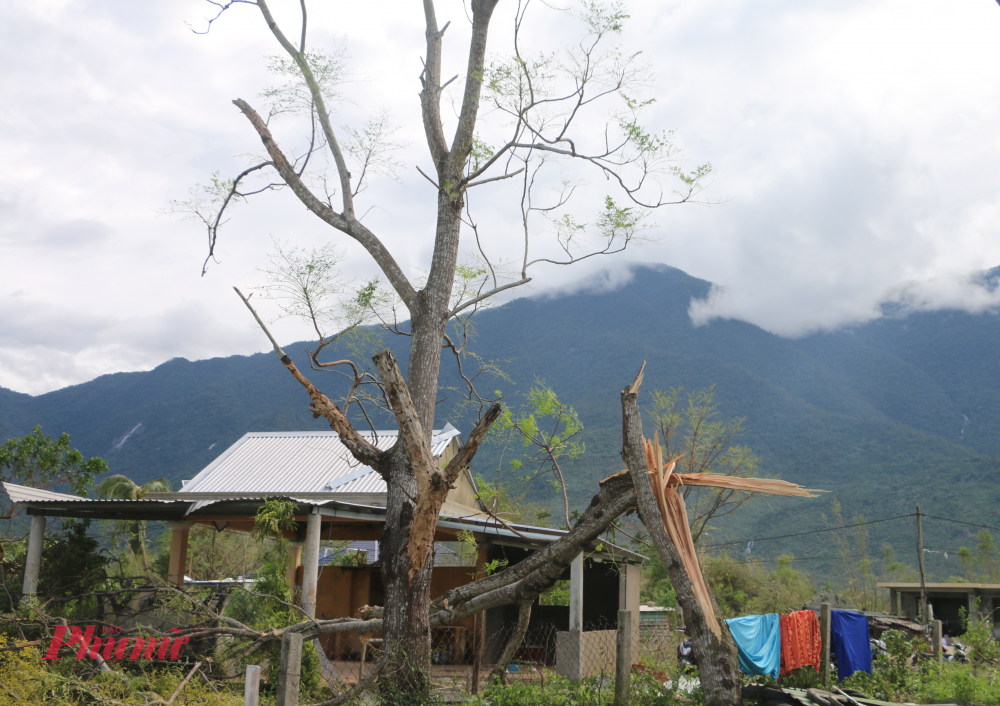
[917,506,928,625]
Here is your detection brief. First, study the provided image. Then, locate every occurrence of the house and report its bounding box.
[878,582,1000,637]
[6,425,642,678]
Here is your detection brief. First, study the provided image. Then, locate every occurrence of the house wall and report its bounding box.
[440,435,481,510]
[308,564,476,660]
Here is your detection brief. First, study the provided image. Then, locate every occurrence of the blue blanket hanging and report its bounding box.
[725,614,781,680]
[830,610,872,681]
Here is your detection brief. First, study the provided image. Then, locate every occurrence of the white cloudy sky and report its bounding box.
[2,0,1000,395]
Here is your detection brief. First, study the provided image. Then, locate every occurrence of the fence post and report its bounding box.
[933,620,943,663]
[276,633,303,706]
[471,611,484,694]
[820,603,831,688]
[615,609,632,706]
[244,664,261,706]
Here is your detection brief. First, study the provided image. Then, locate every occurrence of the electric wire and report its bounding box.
[702,513,915,550]
[922,514,1000,534]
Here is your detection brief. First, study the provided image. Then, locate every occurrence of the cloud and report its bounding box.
[3,0,1000,392]
[0,297,269,395]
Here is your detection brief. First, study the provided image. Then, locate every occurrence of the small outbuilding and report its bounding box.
[877,582,1000,637]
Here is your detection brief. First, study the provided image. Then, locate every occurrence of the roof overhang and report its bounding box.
[2,482,643,563]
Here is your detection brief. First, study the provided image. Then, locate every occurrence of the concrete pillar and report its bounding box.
[968,591,980,627]
[285,542,304,594]
[618,563,642,640]
[244,664,261,706]
[932,620,942,663]
[556,630,583,681]
[301,508,321,619]
[889,589,898,615]
[21,515,45,600]
[275,632,303,706]
[569,553,584,632]
[167,522,194,586]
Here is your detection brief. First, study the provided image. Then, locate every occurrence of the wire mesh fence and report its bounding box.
[313,615,686,703]
[2,569,689,704]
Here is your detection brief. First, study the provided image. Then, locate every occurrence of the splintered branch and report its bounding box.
[234,287,383,469]
[372,348,442,578]
[441,402,501,485]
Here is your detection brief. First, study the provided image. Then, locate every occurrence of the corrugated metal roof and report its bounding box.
[179,428,461,495]
[1,482,172,504]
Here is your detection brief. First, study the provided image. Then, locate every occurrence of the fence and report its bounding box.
[306,612,684,703]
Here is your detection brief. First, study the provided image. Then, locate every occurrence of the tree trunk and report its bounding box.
[491,600,532,685]
[379,451,436,699]
[619,370,742,706]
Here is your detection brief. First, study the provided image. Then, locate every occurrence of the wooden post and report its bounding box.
[244,664,261,706]
[615,609,632,706]
[471,611,484,694]
[276,632,303,706]
[167,522,193,587]
[917,506,928,626]
[21,515,45,600]
[932,620,942,664]
[820,603,831,688]
[569,553,584,632]
[285,542,304,595]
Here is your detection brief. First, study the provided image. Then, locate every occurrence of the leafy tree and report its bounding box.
[499,385,585,528]
[98,475,170,572]
[0,425,107,520]
[956,531,1000,584]
[649,387,762,543]
[704,553,814,617]
[640,551,677,608]
[0,519,108,613]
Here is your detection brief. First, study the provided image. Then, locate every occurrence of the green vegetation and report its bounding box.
[98,474,170,571]
[0,636,245,706]
[0,425,107,520]
[469,669,701,706]
[4,266,1000,582]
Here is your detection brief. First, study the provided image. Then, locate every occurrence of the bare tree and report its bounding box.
[181,0,711,695]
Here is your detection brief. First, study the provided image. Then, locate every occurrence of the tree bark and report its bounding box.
[491,600,532,685]
[619,368,742,706]
[372,350,502,696]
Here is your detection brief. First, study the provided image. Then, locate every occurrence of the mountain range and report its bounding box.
[3,264,1000,582]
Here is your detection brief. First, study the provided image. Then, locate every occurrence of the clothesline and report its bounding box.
[723,608,872,683]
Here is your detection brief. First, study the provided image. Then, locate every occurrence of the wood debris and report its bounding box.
[644,433,722,639]
[643,433,826,640]
[671,474,826,497]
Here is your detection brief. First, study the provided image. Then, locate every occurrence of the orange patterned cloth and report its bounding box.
[780,610,822,676]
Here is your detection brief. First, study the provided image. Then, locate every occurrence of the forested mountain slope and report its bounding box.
[3,265,998,580]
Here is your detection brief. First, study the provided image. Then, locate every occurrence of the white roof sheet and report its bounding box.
[179,427,462,496]
[2,483,88,503]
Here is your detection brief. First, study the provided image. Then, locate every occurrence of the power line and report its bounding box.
[703,513,914,549]
[922,514,1000,534]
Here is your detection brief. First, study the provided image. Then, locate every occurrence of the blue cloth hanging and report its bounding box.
[725,614,781,680]
[830,610,872,681]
